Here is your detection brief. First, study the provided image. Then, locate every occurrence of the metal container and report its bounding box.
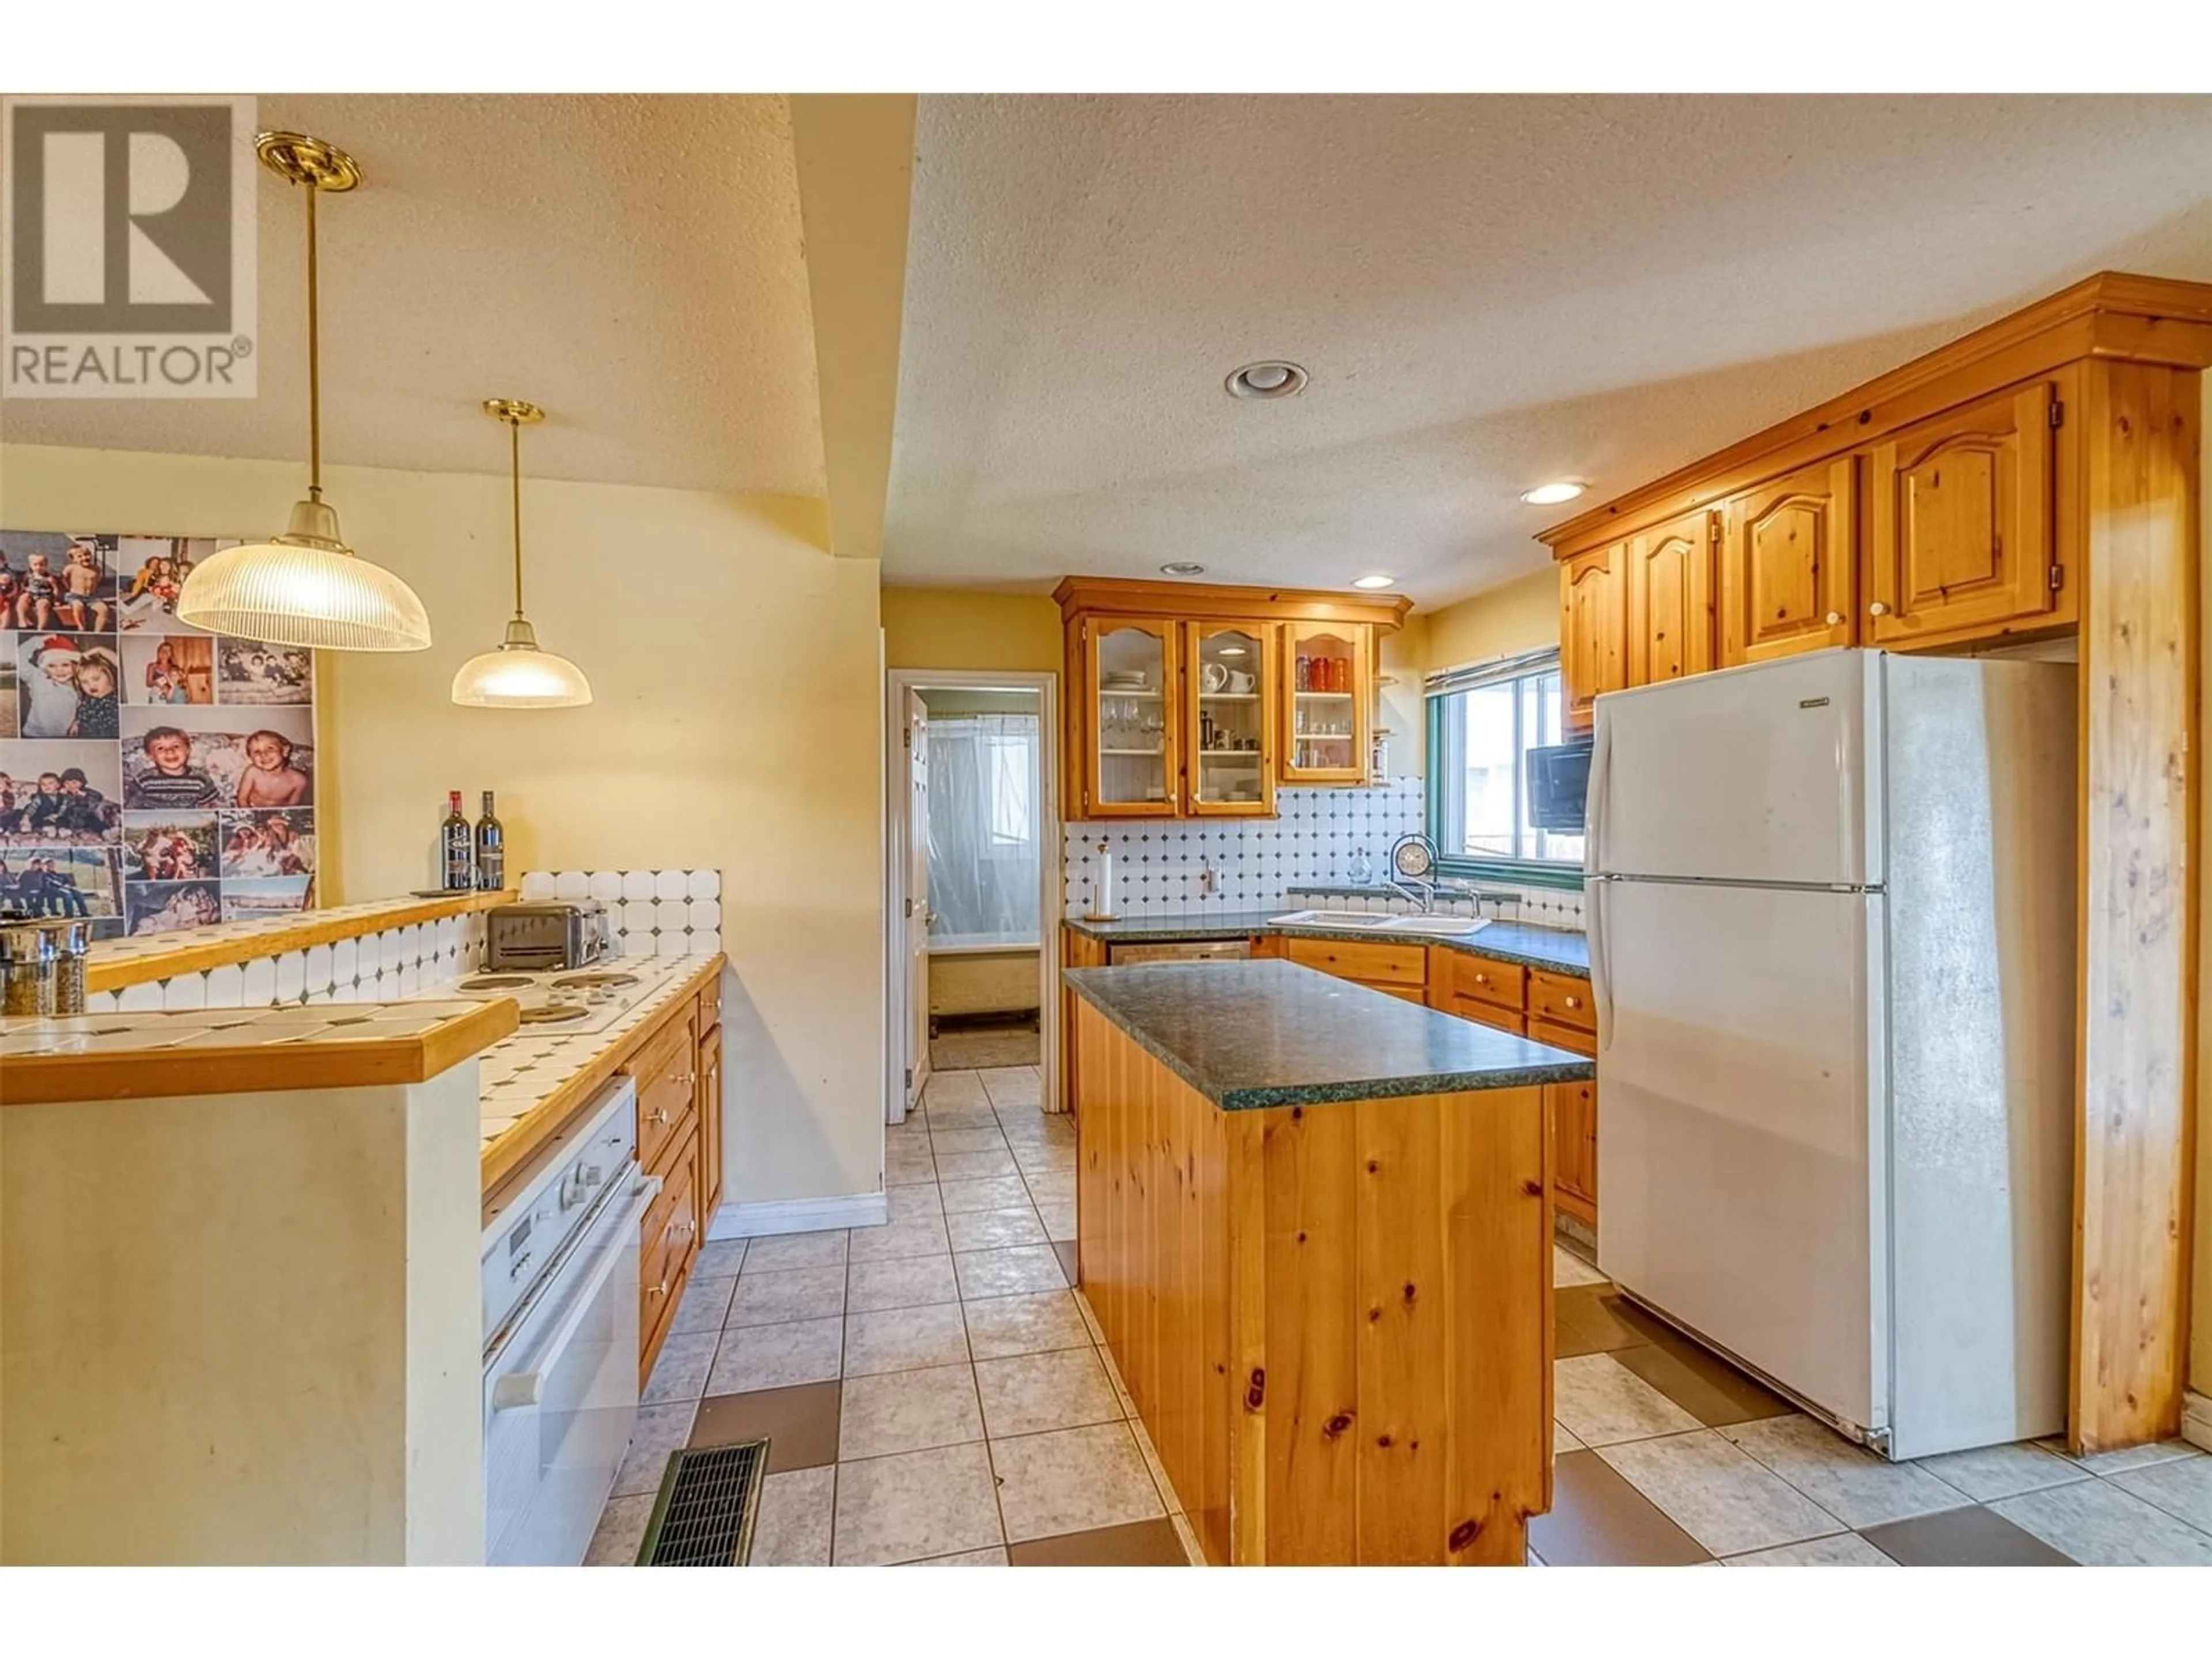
[1,922,58,1018]
[44,921,89,1015]
[484,900,611,973]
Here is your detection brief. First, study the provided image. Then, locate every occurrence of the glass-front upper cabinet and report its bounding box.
[1280,623,1370,784]
[1184,622,1275,816]
[1083,617,1179,816]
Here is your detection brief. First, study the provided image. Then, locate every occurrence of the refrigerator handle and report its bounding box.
[1583,712,1613,1048]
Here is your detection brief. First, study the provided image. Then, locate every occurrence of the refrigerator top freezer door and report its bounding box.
[1589,648,1879,888]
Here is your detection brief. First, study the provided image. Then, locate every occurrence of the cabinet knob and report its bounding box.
[1868,601,1888,617]
[1565,994,1582,1010]
[1474,973,1490,986]
[646,1279,669,1299]
[649,1107,671,1126]
[1824,610,1843,626]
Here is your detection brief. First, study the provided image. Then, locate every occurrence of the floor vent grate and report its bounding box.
[637,1438,769,1566]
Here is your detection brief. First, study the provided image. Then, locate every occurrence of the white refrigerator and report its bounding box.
[1585,647,2076,1460]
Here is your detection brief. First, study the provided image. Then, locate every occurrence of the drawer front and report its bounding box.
[1441,950,1527,1012]
[629,1010,700,1175]
[1447,993,1527,1036]
[1528,969,1594,1033]
[1528,1016,1596,1060]
[696,976,722,1036]
[1374,983,1428,1005]
[1285,935,1427,987]
[641,1132,699,1332]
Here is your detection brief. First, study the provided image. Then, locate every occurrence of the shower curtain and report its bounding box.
[926,713,1041,947]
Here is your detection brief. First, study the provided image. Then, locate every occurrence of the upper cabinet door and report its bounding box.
[1279,623,1370,783]
[1625,510,1717,687]
[1868,381,2056,648]
[1560,543,1627,728]
[1083,616,1181,816]
[1186,622,1276,815]
[1718,456,1857,666]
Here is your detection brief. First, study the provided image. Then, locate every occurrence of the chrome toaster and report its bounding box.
[484,900,611,972]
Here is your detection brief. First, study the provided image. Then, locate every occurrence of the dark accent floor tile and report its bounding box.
[1529,1450,1712,1566]
[1007,1517,1188,1566]
[1053,1238,1079,1287]
[1861,1504,2077,1566]
[1555,1285,1679,1353]
[690,1380,841,1473]
[1612,1339,1796,1428]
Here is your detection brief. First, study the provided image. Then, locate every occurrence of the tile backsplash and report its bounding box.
[92,910,486,1014]
[517,868,723,959]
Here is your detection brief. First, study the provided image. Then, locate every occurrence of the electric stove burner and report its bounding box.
[518,1003,591,1025]
[462,975,534,990]
[551,972,640,990]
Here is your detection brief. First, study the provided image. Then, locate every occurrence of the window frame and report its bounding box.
[1423,649,1587,891]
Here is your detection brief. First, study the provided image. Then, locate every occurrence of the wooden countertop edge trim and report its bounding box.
[478,953,727,1199]
[85,891,520,993]
[0,998,521,1105]
[1537,270,2212,558]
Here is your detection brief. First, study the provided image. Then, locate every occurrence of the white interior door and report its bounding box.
[1594,876,1884,1436]
[905,691,932,1112]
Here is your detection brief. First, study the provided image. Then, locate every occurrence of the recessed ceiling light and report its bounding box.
[1160,561,1206,577]
[1225,361,1308,400]
[1520,480,1587,506]
[1351,574,1397,590]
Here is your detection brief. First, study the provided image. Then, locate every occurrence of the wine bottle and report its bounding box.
[475,790,506,893]
[442,791,474,891]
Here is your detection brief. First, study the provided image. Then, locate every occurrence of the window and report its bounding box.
[1426,650,1584,875]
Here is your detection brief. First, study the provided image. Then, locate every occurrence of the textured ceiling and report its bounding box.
[882,94,2212,607]
[4,94,827,497]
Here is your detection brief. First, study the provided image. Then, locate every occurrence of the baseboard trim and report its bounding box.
[708,1191,887,1241]
[2184,1390,2212,1454]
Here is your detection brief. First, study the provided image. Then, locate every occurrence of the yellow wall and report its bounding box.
[881,586,1061,673]
[1,442,884,1211]
[1420,566,1559,673]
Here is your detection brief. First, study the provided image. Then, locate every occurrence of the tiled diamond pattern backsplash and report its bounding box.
[518,869,723,959]
[1065,781,1426,918]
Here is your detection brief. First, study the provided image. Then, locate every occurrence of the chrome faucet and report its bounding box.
[1384,832,1440,914]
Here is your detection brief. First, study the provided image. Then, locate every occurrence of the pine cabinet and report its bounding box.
[1718,456,1857,665]
[1185,622,1275,814]
[1868,379,2066,647]
[1279,621,1371,783]
[1559,543,1627,730]
[1081,616,1182,817]
[1626,509,1717,685]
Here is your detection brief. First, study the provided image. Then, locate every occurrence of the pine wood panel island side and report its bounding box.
[1063,959,1592,1566]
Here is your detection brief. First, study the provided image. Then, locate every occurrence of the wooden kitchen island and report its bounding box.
[1064,959,1593,1566]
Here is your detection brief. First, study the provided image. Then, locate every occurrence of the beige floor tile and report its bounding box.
[1552,1245,1606,1288]
[1910,1440,2089,1503]
[975,1346,1123,1438]
[1993,1478,2212,1565]
[585,1494,655,1565]
[832,1441,1005,1566]
[1024,1171,1077,1207]
[847,1253,960,1312]
[727,1265,847,1327]
[946,1206,1049,1253]
[1597,1430,1847,1558]
[1723,1414,1972,1528]
[1035,1201,1077,1243]
[751,1467,834,1565]
[1552,1353,1701,1447]
[921,1101,1001,1132]
[839,1362,986,1460]
[690,1238,747,1281]
[1722,1533,1897,1566]
[886,1183,944,1220]
[930,1127,1012,1157]
[611,1402,698,1498]
[940,1175,1034,1213]
[669,1276,736,1335]
[955,1245,1068,1300]
[900,1546,1009,1566]
[706,1316,843,1394]
[936,1147,1020,1181]
[843,1301,972,1377]
[641,1331,720,1405]
[884,1143,937,1187]
[2108,1455,2212,1535]
[740,1230,849,1272]
[992,1421,1165,1542]
[846,1210,952,1264]
[2047,1437,2206,1478]
[979,1065,1042,1107]
[1013,1143,1076,1177]
[963,1290,1094,1360]
[921,1070,990,1109]
[1554,1419,1585,1455]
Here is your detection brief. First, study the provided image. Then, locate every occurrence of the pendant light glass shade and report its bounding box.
[452,397,592,708]
[175,132,431,653]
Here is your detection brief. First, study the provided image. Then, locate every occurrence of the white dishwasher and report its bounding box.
[481,1078,658,1566]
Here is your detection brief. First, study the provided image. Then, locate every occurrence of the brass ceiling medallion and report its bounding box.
[252,132,364,193]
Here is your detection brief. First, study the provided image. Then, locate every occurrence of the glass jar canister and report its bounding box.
[2,923,58,1018]
[46,921,89,1015]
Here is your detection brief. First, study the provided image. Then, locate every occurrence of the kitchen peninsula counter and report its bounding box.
[1065,959,1565,1566]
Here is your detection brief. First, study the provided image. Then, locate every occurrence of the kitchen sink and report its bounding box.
[1268,910,1490,938]
[1378,915,1490,937]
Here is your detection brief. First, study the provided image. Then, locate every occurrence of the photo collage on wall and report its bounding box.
[0,531,317,938]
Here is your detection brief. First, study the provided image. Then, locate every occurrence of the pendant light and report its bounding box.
[450,399,593,707]
[176,134,431,652]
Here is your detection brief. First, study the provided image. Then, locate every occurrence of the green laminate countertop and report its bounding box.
[1063,959,1593,1111]
[1064,912,1590,978]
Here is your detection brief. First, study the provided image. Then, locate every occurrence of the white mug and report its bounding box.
[1226,670,1256,694]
